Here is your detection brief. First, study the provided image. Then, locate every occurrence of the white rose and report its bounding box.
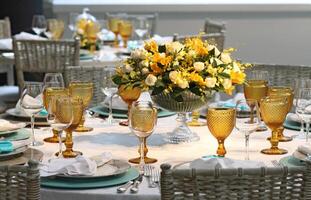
[131,49,146,59]
[177,79,189,89]
[169,71,179,82]
[223,79,232,89]
[207,45,221,57]
[145,74,157,86]
[141,68,149,75]
[140,60,149,68]
[220,53,232,64]
[193,62,205,72]
[205,77,217,88]
[124,64,133,73]
[166,42,184,53]
[188,50,196,57]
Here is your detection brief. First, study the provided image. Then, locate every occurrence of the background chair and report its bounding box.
[204,18,226,34]
[0,17,11,39]
[0,160,40,200]
[160,163,311,200]
[13,37,80,91]
[64,65,112,107]
[172,32,225,51]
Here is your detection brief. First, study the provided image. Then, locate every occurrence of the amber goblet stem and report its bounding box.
[114,33,119,47]
[139,137,145,173]
[217,139,226,157]
[138,137,148,157]
[270,129,280,151]
[57,130,63,158]
[62,130,82,158]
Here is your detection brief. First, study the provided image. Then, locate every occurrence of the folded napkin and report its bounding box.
[40,153,112,177]
[16,94,44,116]
[190,156,265,169]
[297,145,311,156]
[0,119,26,132]
[0,38,12,50]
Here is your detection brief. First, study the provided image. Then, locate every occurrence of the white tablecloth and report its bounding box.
[30,113,305,200]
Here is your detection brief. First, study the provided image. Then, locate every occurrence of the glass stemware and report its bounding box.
[43,73,65,87]
[101,67,118,125]
[108,16,122,47]
[118,85,141,126]
[207,108,236,157]
[68,12,79,32]
[187,110,205,127]
[235,99,260,160]
[56,97,84,158]
[118,20,133,48]
[69,82,94,132]
[129,101,157,171]
[260,96,288,155]
[267,86,294,142]
[296,88,311,143]
[134,17,149,45]
[32,15,47,35]
[20,82,44,146]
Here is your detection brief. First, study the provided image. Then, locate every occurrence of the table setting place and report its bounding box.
[1,34,311,199]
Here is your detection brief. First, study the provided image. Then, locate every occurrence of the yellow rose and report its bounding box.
[169,71,179,82]
[223,79,232,90]
[124,64,133,73]
[166,41,184,53]
[177,79,189,89]
[231,71,246,84]
[188,50,196,57]
[145,74,157,86]
[220,53,232,64]
[205,77,217,88]
[193,62,205,72]
[140,60,149,68]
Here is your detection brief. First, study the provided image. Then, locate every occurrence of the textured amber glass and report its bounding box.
[207,108,235,157]
[43,87,68,143]
[69,82,94,132]
[260,97,288,155]
[118,20,133,48]
[244,80,268,103]
[108,18,121,47]
[56,98,84,158]
[118,85,141,126]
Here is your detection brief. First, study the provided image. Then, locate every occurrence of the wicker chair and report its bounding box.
[64,65,112,107]
[204,18,226,34]
[160,162,311,200]
[13,38,80,91]
[172,33,225,51]
[0,17,11,39]
[246,63,311,86]
[0,160,40,200]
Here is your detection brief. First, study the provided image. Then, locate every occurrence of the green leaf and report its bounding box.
[112,76,122,85]
[219,73,230,79]
[155,79,165,88]
[151,86,165,95]
[190,86,201,96]
[173,94,183,102]
[158,45,166,53]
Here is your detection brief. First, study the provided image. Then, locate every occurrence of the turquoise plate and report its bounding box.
[279,156,305,167]
[80,54,93,60]
[90,106,175,119]
[41,167,139,189]
[283,119,311,131]
[2,129,31,141]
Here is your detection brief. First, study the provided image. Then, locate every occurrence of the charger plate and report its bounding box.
[279,156,306,167]
[90,105,175,119]
[41,167,139,189]
[1,128,31,141]
[283,118,311,131]
[0,148,43,166]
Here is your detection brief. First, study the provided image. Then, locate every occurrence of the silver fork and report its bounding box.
[151,168,160,188]
[271,160,281,167]
[144,165,156,188]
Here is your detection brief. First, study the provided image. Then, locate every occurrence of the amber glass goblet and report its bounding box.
[108,17,122,47]
[43,87,68,143]
[118,20,133,48]
[260,97,288,155]
[187,110,205,127]
[69,82,94,132]
[118,85,141,126]
[267,86,294,142]
[55,97,84,158]
[207,108,236,157]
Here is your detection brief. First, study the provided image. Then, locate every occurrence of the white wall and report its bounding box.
[53,2,311,66]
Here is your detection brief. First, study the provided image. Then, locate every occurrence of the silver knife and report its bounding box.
[117,180,134,193]
[130,174,143,193]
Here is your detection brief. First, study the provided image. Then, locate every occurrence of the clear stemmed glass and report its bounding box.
[20,82,44,146]
[293,79,311,139]
[68,12,79,33]
[207,107,236,157]
[129,101,157,172]
[32,15,47,35]
[296,88,311,143]
[134,17,149,45]
[47,96,73,158]
[43,73,65,88]
[101,67,118,125]
[235,99,260,160]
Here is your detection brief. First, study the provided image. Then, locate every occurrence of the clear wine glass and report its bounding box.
[101,67,118,125]
[32,15,47,35]
[134,17,149,45]
[129,101,157,173]
[43,73,65,88]
[20,82,44,146]
[68,12,79,32]
[235,99,261,160]
[296,88,311,143]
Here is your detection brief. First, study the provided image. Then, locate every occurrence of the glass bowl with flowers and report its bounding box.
[112,36,251,143]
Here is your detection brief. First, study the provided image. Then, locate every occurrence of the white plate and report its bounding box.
[58,159,131,178]
[292,150,307,161]
[287,113,301,123]
[6,108,47,119]
[0,128,22,136]
[0,146,28,160]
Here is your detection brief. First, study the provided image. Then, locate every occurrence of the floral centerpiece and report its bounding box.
[112,37,250,101]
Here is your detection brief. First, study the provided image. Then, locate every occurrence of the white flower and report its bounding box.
[205,77,217,88]
[177,79,189,89]
[210,58,223,66]
[223,79,232,89]
[220,53,232,64]
[207,45,221,57]
[193,62,205,72]
[141,68,149,75]
[169,71,179,82]
[124,64,133,73]
[166,42,184,53]
[232,62,241,72]
[140,60,149,68]
[188,50,196,57]
[145,74,157,86]
[130,49,146,59]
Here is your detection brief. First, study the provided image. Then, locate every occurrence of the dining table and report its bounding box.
[19,107,304,200]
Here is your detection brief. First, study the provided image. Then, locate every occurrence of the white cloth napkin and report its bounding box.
[40,156,97,177]
[190,156,265,169]
[14,32,47,41]
[15,94,42,115]
[0,38,12,50]
[297,145,311,156]
[0,119,26,132]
